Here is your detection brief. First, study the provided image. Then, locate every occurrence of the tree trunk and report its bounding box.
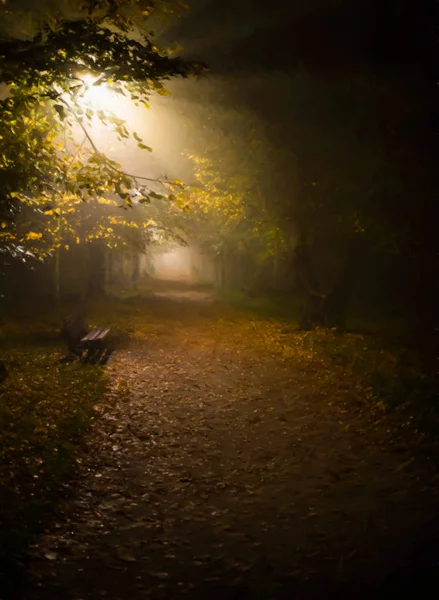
[295,236,363,330]
[84,242,106,300]
[54,213,62,300]
[324,236,364,330]
[131,253,140,289]
[294,241,326,329]
[216,250,226,288]
[105,248,113,295]
[54,248,60,300]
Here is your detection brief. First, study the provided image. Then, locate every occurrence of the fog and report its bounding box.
[1,3,437,599]
[150,246,214,282]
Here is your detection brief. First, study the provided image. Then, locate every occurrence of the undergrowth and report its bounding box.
[224,290,437,437]
[0,293,436,596]
[308,329,439,436]
[0,319,107,597]
[252,318,439,440]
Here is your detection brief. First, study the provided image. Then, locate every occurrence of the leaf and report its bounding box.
[116,549,137,562]
[44,552,58,561]
[26,232,43,241]
[395,457,415,472]
[0,4,198,262]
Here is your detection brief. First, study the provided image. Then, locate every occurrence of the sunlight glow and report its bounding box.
[79,74,122,114]
[153,248,193,281]
[80,72,100,87]
[68,71,179,181]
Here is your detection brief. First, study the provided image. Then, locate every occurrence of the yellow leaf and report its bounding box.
[26,232,43,241]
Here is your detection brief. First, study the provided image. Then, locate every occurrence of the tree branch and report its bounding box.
[59,97,172,188]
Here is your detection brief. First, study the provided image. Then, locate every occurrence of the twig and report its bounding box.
[60,98,171,187]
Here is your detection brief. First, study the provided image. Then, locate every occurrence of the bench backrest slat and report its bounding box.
[81,327,110,343]
[97,327,111,339]
[82,329,100,342]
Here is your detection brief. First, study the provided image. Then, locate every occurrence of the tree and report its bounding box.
[257,72,405,330]
[0,0,201,271]
[174,120,292,291]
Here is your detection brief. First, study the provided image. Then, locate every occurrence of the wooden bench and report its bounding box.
[80,327,111,364]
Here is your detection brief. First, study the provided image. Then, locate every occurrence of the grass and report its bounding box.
[308,329,439,434]
[250,314,439,441]
[0,289,436,595]
[224,289,438,440]
[0,317,108,596]
[219,287,301,320]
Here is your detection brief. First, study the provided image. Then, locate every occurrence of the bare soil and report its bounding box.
[27,284,439,599]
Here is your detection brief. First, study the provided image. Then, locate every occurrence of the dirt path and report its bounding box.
[28,293,439,599]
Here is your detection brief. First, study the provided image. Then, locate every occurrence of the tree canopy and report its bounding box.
[0,0,200,262]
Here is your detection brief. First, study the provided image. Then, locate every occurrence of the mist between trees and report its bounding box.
[0,1,436,442]
[0,2,438,597]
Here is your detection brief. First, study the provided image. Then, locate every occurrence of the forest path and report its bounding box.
[29,284,439,599]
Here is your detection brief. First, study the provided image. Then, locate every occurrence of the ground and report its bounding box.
[15,282,439,598]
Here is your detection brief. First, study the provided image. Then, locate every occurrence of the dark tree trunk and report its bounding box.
[0,360,7,382]
[294,241,326,329]
[324,236,364,330]
[131,253,140,288]
[85,242,106,299]
[295,236,363,330]
[61,303,87,355]
[216,250,226,288]
[105,248,113,294]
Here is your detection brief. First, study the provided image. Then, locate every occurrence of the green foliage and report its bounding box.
[179,130,291,267]
[290,74,402,250]
[221,287,301,320]
[0,318,107,592]
[303,328,439,430]
[249,312,439,439]
[0,0,202,260]
[0,291,436,596]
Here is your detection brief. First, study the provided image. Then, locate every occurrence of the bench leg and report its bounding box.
[82,343,106,364]
[98,347,114,365]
